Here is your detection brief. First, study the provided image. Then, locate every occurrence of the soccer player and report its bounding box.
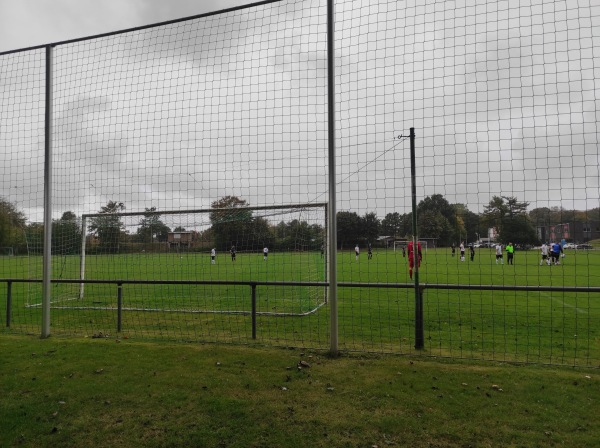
[407,240,422,280]
[540,243,549,266]
[459,242,465,262]
[210,248,216,264]
[263,246,269,261]
[506,242,514,265]
[451,243,456,258]
[355,244,360,261]
[495,243,504,264]
[367,243,373,260]
[551,241,562,265]
[230,245,236,262]
[320,243,324,258]
[469,243,475,262]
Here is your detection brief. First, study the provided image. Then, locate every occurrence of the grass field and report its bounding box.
[0,336,600,448]
[1,247,599,366]
[1,335,599,448]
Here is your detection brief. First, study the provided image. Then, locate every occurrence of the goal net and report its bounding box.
[393,240,428,252]
[0,247,14,256]
[74,203,328,316]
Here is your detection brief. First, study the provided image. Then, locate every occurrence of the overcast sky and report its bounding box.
[0,0,251,52]
[1,0,599,226]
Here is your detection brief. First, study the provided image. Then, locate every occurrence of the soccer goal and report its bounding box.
[76,203,328,316]
[393,240,408,252]
[393,239,428,252]
[0,247,14,256]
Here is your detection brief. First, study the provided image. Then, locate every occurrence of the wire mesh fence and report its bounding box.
[1,0,599,366]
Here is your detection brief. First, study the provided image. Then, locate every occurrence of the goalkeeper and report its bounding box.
[407,240,422,280]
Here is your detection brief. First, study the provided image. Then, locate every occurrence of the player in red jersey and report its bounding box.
[407,240,422,280]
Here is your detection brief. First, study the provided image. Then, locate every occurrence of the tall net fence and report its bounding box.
[1,0,599,366]
[333,0,600,366]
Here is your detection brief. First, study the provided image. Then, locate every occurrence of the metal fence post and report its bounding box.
[6,281,12,328]
[415,286,424,349]
[410,127,424,350]
[117,283,123,333]
[251,283,257,339]
[41,44,54,339]
[327,0,339,357]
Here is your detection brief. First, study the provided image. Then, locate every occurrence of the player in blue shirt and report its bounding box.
[550,242,562,265]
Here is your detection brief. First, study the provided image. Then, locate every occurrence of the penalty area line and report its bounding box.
[539,291,589,315]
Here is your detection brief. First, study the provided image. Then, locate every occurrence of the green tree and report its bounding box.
[210,196,253,250]
[381,212,402,238]
[503,196,530,219]
[418,210,452,245]
[481,196,509,234]
[248,216,273,251]
[529,207,552,228]
[52,211,82,255]
[88,201,126,253]
[453,204,481,244]
[501,215,540,245]
[25,222,44,255]
[336,211,361,250]
[137,207,170,243]
[361,212,380,245]
[418,194,458,244]
[273,220,324,251]
[0,197,26,249]
[483,196,537,244]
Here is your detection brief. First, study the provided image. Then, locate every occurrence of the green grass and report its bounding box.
[1,248,599,366]
[1,334,598,448]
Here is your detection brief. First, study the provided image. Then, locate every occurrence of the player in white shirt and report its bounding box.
[355,244,360,261]
[460,242,465,262]
[263,246,269,261]
[210,248,216,264]
[495,243,504,265]
[540,243,550,266]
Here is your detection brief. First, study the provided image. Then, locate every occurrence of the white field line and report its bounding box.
[540,291,589,315]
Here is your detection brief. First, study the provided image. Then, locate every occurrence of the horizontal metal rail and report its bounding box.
[3,278,598,345]
[2,278,600,293]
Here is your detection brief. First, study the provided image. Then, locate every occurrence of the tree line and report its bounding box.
[337,194,598,248]
[1,194,598,255]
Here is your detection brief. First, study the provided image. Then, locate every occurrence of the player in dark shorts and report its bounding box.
[551,242,562,265]
[230,245,236,262]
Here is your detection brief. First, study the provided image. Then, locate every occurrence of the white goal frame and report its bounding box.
[393,240,428,252]
[78,202,329,303]
[0,247,14,256]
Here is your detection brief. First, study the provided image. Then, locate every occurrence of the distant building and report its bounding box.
[537,221,600,243]
[377,236,396,248]
[167,231,194,249]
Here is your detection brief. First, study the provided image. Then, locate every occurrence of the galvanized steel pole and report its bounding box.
[41,45,54,338]
[327,0,338,355]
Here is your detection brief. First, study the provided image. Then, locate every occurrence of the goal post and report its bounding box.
[78,203,328,313]
[393,239,429,252]
[393,240,408,252]
[0,247,14,256]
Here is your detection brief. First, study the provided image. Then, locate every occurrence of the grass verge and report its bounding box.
[1,335,598,447]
